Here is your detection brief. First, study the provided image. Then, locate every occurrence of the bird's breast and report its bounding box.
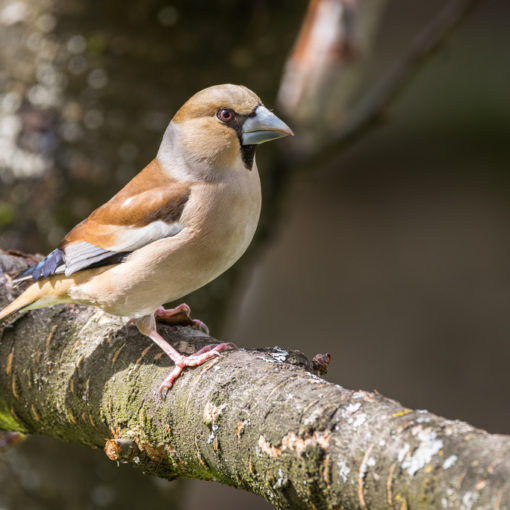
[70,166,261,317]
[183,168,262,272]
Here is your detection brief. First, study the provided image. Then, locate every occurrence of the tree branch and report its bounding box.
[277,0,387,138]
[327,0,484,151]
[1,251,510,509]
[280,0,485,166]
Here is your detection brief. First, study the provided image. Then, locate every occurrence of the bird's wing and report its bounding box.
[16,159,191,282]
[61,160,190,276]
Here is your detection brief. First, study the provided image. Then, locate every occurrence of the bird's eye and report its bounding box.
[217,108,234,123]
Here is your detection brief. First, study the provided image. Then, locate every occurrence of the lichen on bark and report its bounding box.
[1,250,510,510]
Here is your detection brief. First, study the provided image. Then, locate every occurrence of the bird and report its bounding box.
[0,84,293,395]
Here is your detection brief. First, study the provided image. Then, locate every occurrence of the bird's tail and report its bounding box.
[0,283,44,320]
[0,276,75,321]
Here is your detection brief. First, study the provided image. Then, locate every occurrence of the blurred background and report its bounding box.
[0,0,509,508]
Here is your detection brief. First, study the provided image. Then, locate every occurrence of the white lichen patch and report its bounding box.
[304,407,323,426]
[270,347,289,363]
[397,443,410,462]
[401,429,443,477]
[345,403,361,414]
[337,458,351,482]
[442,455,458,470]
[256,355,276,363]
[367,457,376,467]
[274,468,285,488]
[340,402,368,428]
[207,424,219,445]
[305,372,325,383]
[461,490,479,509]
[352,413,367,427]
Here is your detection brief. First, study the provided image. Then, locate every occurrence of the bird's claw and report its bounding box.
[158,342,236,398]
[190,318,209,335]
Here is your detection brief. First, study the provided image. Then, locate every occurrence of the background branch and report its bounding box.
[279,0,485,165]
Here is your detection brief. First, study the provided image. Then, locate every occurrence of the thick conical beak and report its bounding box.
[241,105,294,145]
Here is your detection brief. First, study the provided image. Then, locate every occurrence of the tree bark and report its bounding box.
[1,251,509,510]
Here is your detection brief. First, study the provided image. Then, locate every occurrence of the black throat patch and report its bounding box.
[240,144,256,170]
[228,112,257,171]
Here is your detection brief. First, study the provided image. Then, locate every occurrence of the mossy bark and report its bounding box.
[1,251,510,510]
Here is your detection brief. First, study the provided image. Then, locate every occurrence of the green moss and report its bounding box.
[0,405,26,432]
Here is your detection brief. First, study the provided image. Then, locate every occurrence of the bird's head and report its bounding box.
[158,84,293,180]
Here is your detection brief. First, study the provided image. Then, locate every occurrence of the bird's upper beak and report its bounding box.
[241,106,294,145]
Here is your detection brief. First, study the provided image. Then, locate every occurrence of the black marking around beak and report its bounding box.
[222,109,258,170]
[240,144,256,171]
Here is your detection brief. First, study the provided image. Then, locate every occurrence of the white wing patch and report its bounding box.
[109,221,182,252]
[64,220,183,276]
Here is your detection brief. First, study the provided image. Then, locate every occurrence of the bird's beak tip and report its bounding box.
[241,105,294,145]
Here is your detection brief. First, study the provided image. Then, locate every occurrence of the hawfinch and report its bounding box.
[0,84,293,395]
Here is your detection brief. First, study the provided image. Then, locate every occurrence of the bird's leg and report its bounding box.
[154,304,209,334]
[136,314,234,397]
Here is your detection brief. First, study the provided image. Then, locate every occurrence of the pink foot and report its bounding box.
[155,303,190,319]
[158,342,235,398]
[136,319,236,398]
[154,304,209,334]
[193,342,236,356]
